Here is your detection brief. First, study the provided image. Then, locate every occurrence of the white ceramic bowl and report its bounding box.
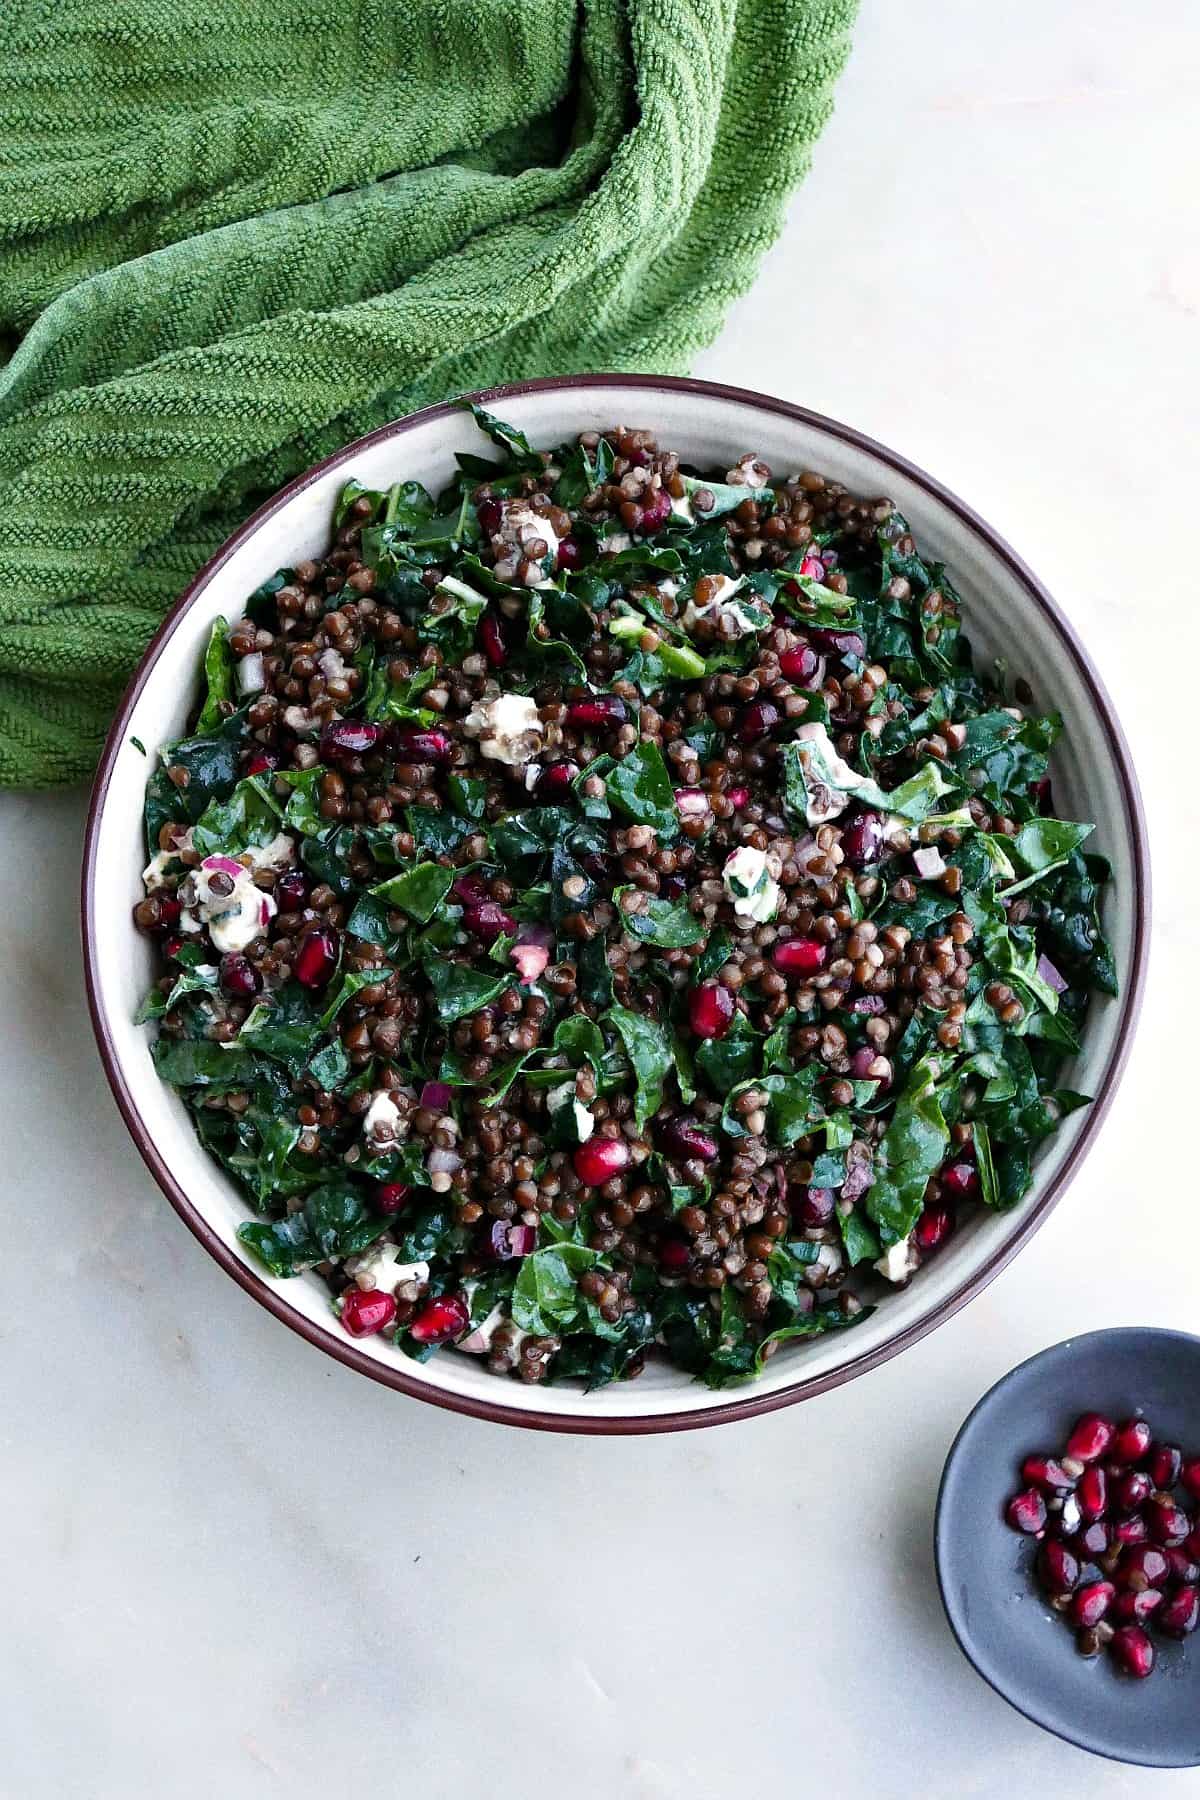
[83,376,1149,1433]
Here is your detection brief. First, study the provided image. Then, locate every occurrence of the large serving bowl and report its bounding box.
[82,376,1149,1433]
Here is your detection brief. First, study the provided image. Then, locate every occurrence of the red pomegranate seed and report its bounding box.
[162,934,185,958]
[914,1201,955,1254]
[1146,1442,1183,1489]
[1006,1488,1048,1535]
[1111,1587,1164,1625]
[1159,1585,1200,1637]
[408,1292,469,1344]
[485,1220,537,1260]
[219,953,261,998]
[451,873,488,907]
[1179,1456,1200,1501]
[245,749,279,776]
[1069,1581,1115,1629]
[555,533,583,570]
[1186,1523,1200,1562]
[940,1159,980,1201]
[533,760,580,801]
[462,901,517,945]
[1114,1514,1150,1545]
[1037,1539,1080,1595]
[1073,1520,1111,1559]
[1111,1418,1153,1466]
[274,870,307,912]
[779,643,820,683]
[638,488,672,533]
[1022,1454,1077,1494]
[476,496,503,536]
[1065,1413,1115,1464]
[736,700,780,743]
[1118,1544,1170,1589]
[1146,1496,1191,1546]
[793,1186,835,1228]
[341,1288,397,1338]
[1110,1625,1155,1678]
[725,785,750,809]
[1165,1547,1200,1585]
[809,627,866,662]
[1078,1466,1108,1521]
[573,1136,631,1185]
[565,695,627,730]
[658,1236,691,1272]
[839,811,885,869]
[688,980,735,1040]
[661,1117,718,1164]
[294,925,339,989]
[799,554,825,580]
[374,1183,410,1215]
[394,727,454,765]
[479,612,509,668]
[320,717,384,763]
[1113,1471,1153,1513]
[156,895,182,930]
[772,936,827,976]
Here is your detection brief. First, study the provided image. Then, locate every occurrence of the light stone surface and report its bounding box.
[1,2,1197,1792]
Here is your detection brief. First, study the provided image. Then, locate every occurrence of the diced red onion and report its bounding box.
[1036,953,1069,994]
[420,1081,452,1111]
[674,786,710,817]
[912,846,947,879]
[427,1146,463,1176]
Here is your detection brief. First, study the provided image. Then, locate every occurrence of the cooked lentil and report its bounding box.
[135,404,1115,1390]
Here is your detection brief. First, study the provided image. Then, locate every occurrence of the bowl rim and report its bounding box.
[934,1328,1200,1767]
[80,372,1151,1435]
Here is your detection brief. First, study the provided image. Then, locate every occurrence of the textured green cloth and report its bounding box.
[0,0,855,787]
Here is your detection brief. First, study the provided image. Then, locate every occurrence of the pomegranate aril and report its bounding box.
[294,925,339,989]
[555,533,584,569]
[725,785,750,809]
[408,1292,469,1344]
[1118,1545,1170,1589]
[451,873,488,907]
[658,1236,691,1272]
[394,727,454,765]
[565,696,627,730]
[793,1186,835,1228]
[476,496,503,536]
[1114,1514,1149,1545]
[939,1159,979,1201]
[1180,1456,1200,1501]
[1112,1470,1152,1513]
[1165,1547,1200,1585]
[1073,1520,1111,1559]
[1159,1585,1200,1637]
[533,760,579,801]
[219,953,261,998]
[374,1183,410,1215]
[341,1288,397,1338]
[462,901,517,945]
[156,895,182,930]
[479,613,509,669]
[1077,1466,1108,1521]
[1037,1539,1079,1594]
[1111,1587,1164,1625]
[638,488,672,533]
[573,1136,631,1186]
[1022,1454,1076,1495]
[1145,1496,1190,1546]
[661,1117,718,1164]
[245,750,279,776]
[1146,1442,1183,1489]
[737,700,780,743]
[485,1220,537,1260]
[1111,1418,1152,1466]
[1065,1412,1115,1464]
[688,980,735,1040]
[1069,1581,1115,1629]
[1109,1625,1155,1678]
[1186,1523,1200,1562]
[772,936,827,976]
[914,1201,955,1254]
[320,717,384,763]
[839,811,885,869]
[779,643,819,683]
[274,870,308,912]
[1006,1487,1048,1535]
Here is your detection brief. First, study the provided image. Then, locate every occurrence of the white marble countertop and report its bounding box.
[2,2,1197,1794]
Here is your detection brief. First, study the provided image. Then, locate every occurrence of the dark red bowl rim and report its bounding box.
[81,373,1151,1435]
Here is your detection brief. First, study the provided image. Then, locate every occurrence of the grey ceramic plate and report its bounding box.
[936,1329,1200,1767]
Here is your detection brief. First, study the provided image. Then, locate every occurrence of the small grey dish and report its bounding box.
[936,1328,1200,1768]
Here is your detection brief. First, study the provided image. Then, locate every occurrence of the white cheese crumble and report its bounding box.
[186,858,278,954]
[142,849,177,891]
[362,1090,402,1153]
[547,1080,595,1142]
[458,1302,508,1354]
[668,491,694,525]
[722,845,781,925]
[603,530,633,553]
[792,722,872,827]
[725,453,770,487]
[875,1235,918,1284]
[683,574,764,640]
[352,1242,430,1293]
[464,692,544,768]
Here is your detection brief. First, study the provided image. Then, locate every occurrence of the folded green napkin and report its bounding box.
[0,0,855,787]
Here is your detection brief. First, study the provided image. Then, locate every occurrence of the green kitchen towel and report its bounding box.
[0,0,856,787]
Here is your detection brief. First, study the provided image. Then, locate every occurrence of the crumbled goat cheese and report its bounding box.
[722,845,781,925]
[683,574,763,639]
[184,855,282,954]
[792,721,872,827]
[464,692,544,768]
[875,1235,918,1284]
[350,1241,430,1292]
[362,1090,402,1153]
[547,1080,595,1142]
